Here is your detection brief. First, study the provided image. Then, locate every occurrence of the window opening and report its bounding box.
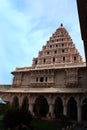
[53,57,55,62]
[45,77,47,82]
[40,77,44,82]
[36,77,38,82]
[62,49,65,53]
[44,58,46,63]
[50,45,52,48]
[74,56,76,61]
[47,51,49,55]
[55,50,57,54]
[63,57,65,62]
[56,44,58,47]
[35,60,37,64]
[62,43,64,47]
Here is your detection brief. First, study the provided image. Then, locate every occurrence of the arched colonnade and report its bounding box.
[4,93,87,122]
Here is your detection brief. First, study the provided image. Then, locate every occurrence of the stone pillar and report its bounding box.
[19,97,22,107]
[29,104,34,115]
[9,95,13,105]
[63,103,67,116]
[49,104,54,118]
[77,103,81,122]
[63,97,67,116]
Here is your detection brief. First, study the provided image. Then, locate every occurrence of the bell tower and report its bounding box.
[32,24,83,67]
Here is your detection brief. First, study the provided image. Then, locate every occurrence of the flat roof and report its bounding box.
[12,62,86,73]
[1,87,87,94]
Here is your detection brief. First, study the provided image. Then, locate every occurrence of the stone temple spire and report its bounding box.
[32,25,83,67]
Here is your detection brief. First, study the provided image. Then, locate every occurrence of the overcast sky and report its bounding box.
[0,0,85,84]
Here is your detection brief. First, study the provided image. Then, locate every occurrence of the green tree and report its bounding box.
[59,114,71,129]
[3,104,33,129]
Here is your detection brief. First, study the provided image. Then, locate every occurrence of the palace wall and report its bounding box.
[54,69,65,88]
[11,66,87,89]
[79,68,87,88]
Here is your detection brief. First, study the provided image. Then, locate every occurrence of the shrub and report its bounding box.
[59,114,70,129]
[3,104,33,129]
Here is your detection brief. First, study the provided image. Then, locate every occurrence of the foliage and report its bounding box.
[31,118,61,130]
[59,114,72,129]
[0,114,75,130]
[3,104,33,129]
[0,104,73,130]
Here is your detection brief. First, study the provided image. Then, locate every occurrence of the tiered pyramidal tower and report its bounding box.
[32,24,83,67]
[12,24,84,88]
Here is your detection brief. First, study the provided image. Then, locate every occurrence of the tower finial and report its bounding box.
[61,23,63,27]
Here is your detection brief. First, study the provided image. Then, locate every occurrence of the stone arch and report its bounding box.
[54,96,63,118]
[53,95,63,104]
[32,95,48,104]
[12,96,19,107]
[66,95,77,105]
[67,97,77,120]
[21,96,29,110]
[33,95,49,117]
[82,98,87,121]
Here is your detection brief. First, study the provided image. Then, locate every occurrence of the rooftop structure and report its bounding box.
[12,24,84,73]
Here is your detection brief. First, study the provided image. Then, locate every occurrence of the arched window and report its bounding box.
[54,97,63,118]
[82,98,87,121]
[33,96,49,117]
[22,96,28,110]
[12,96,19,107]
[67,97,77,120]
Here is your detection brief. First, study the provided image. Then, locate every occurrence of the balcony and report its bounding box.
[29,82,55,88]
